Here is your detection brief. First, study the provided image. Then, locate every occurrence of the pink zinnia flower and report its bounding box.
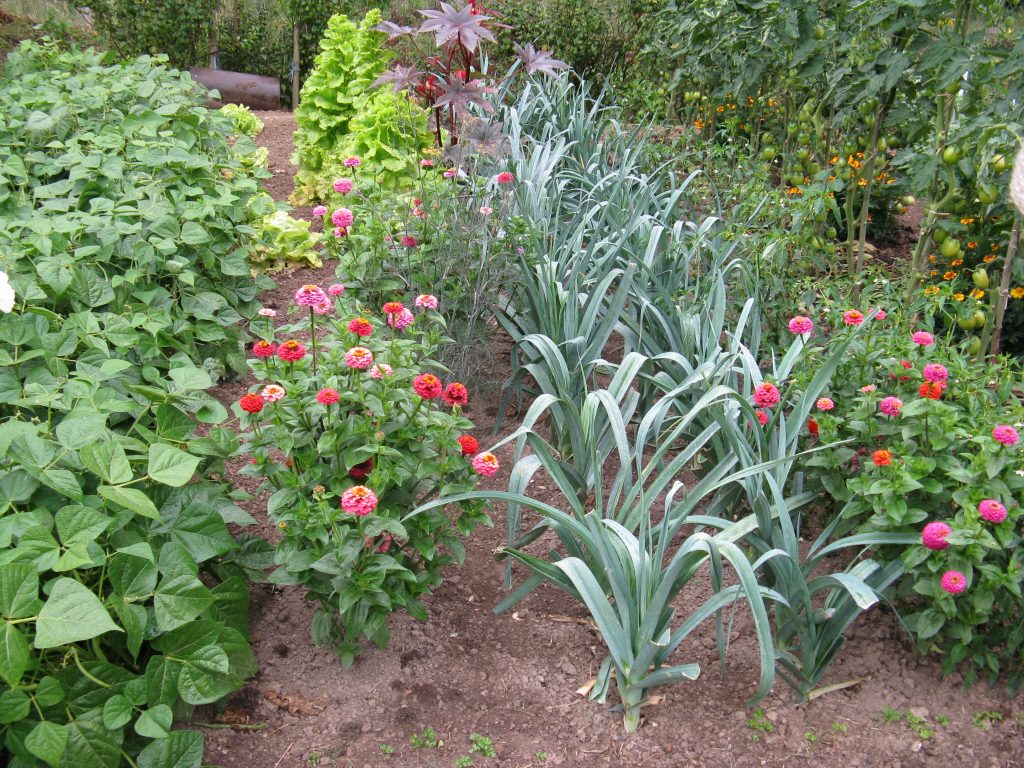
[879,396,903,417]
[312,205,327,216]
[348,317,373,337]
[419,159,434,167]
[413,373,443,399]
[332,208,354,228]
[496,171,514,184]
[872,308,888,320]
[343,156,361,167]
[443,382,469,407]
[940,570,967,595]
[922,521,951,551]
[295,284,327,307]
[387,307,414,331]
[333,227,347,238]
[400,235,417,248]
[859,384,877,393]
[911,331,934,346]
[370,363,393,379]
[816,397,834,412]
[756,409,769,426]
[443,168,459,178]
[414,294,438,310]
[252,340,276,358]
[328,283,345,296]
[993,424,1020,447]
[922,363,948,383]
[752,382,781,408]
[316,388,340,405]
[978,499,1007,523]
[277,340,306,362]
[333,178,353,194]
[313,300,333,315]
[345,347,374,369]
[472,452,500,476]
[842,310,864,326]
[258,308,277,317]
[479,206,493,215]
[788,316,814,335]
[382,302,404,315]
[341,485,377,516]
[260,384,285,402]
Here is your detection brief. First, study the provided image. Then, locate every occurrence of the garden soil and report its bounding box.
[199,112,1024,768]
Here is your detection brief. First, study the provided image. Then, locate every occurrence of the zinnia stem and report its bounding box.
[309,307,318,379]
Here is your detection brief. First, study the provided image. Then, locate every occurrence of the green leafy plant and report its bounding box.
[237,286,490,664]
[468,732,495,757]
[453,757,473,768]
[971,710,1003,730]
[747,709,773,735]
[409,726,440,749]
[221,103,265,137]
[253,209,323,272]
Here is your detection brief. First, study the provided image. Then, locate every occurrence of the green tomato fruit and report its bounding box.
[940,238,961,258]
[992,154,1007,172]
[958,315,977,330]
[972,269,989,289]
[932,228,947,243]
[977,185,998,204]
[967,336,982,355]
[942,145,961,164]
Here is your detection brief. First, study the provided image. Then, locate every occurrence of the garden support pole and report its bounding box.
[292,24,301,111]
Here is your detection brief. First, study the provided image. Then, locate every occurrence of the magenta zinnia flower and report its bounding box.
[333,178,353,194]
[331,208,354,228]
[992,424,1020,447]
[277,340,306,362]
[345,347,374,369]
[842,310,864,326]
[400,235,417,248]
[316,388,340,405]
[921,521,951,550]
[312,205,327,216]
[414,294,438,310]
[755,409,769,426]
[911,331,934,346]
[879,396,903,417]
[472,452,500,476]
[788,316,814,335]
[496,171,514,184]
[343,156,361,167]
[940,570,967,595]
[341,485,377,516]
[922,363,948,383]
[295,284,327,307]
[387,307,414,331]
[978,499,1007,523]
[413,373,443,399]
[816,397,834,412]
[328,283,345,296]
[752,382,781,408]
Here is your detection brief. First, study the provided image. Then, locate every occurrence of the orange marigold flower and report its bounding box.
[942,271,956,280]
[953,293,965,301]
[950,259,963,266]
[982,254,996,263]
[967,241,977,249]
[1011,287,1024,299]
[970,288,985,299]
[923,286,940,296]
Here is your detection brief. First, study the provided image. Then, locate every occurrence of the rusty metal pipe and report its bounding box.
[188,67,282,111]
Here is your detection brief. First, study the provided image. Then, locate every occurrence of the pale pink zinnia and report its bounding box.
[921,521,951,551]
[387,307,415,331]
[922,363,948,382]
[940,570,967,595]
[333,178,353,194]
[788,316,813,335]
[332,208,354,228]
[443,168,459,178]
[295,284,327,307]
[992,425,1020,447]
[879,396,903,417]
[258,308,277,317]
[414,294,438,310]
[327,283,345,296]
[479,206,493,215]
[859,384,877,393]
[978,499,1007,523]
[911,331,934,346]
[370,363,393,379]
[752,382,781,408]
[312,300,334,315]
[842,310,864,326]
[260,384,285,402]
[816,397,834,412]
[472,452,500,476]
[341,485,377,516]
[345,347,374,369]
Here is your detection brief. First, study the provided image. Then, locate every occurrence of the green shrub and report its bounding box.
[221,103,264,137]
[0,41,273,381]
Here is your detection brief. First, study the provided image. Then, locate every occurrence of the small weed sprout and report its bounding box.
[454,757,474,768]
[410,726,441,749]
[972,711,1004,730]
[469,733,497,758]
[831,722,848,734]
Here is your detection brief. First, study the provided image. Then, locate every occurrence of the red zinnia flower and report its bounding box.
[382,302,405,315]
[458,434,479,455]
[872,449,894,467]
[496,171,514,184]
[918,381,944,400]
[252,340,276,358]
[807,417,819,436]
[348,317,373,337]
[239,393,264,413]
[443,382,469,406]
[277,339,306,362]
[316,388,339,405]
[349,457,374,479]
[413,373,443,399]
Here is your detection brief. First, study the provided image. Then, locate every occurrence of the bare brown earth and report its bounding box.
[198,111,1024,768]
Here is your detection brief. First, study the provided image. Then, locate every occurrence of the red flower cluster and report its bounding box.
[872,449,894,467]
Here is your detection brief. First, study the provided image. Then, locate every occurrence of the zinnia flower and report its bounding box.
[940,570,967,595]
[260,384,285,402]
[316,388,340,405]
[496,171,514,184]
[872,449,893,467]
[328,283,345,296]
[333,178,353,194]
[879,396,903,417]
[992,424,1020,447]
[443,382,469,406]
[388,307,415,331]
[341,485,377,516]
[312,205,327,216]
[349,458,373,480]
[807,418,819,436]
[918,381,944,400]
[343,156,361,167]
[911,331,934,346]
[458,435,479,455]
[413,373,443,399]
[842,309,864,326]
[443,168,459,178]
[922,363,948,383]
[295,284,327,307]
[345,347,374,369]
[400,235,417,248]
[756,409,769,426]
[382,301,404,315]
[332,208,354,228]
[415,294,439,310]
[333,227,347,238]
[479,206,493,215]
[472,452,500,476]
[816,397,834,412]
[277,339,306,362]
[859,384,877,393]
[921,521,951,550]
[788,316,813,335]
[370,363,393,379]
[872,308,887,320]
[258,308,277,317]
[420,159,434,167]
[752,382,781,408]
[252,340,276,358]
[239,393,264,413]
[348,317,373,337]
[978,499,1007,523]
